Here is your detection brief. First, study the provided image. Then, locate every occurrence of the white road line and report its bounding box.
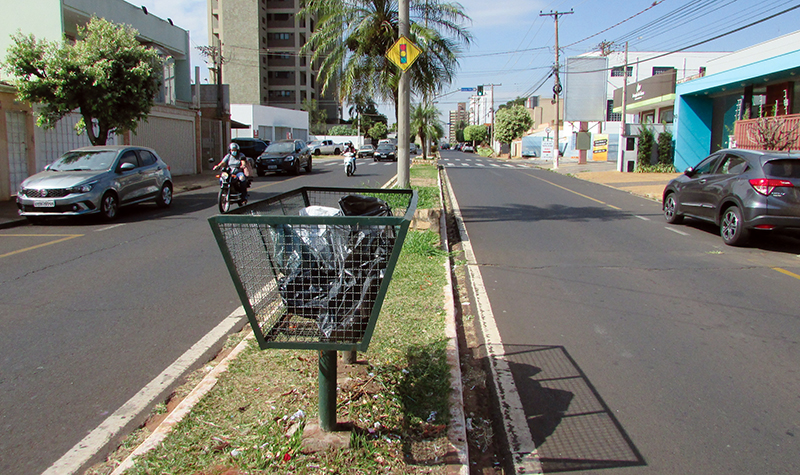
[42,308,247,475]
[635,215,650,221]
[666,226,689,236]
[95,224,125,232]
[444,170,542,475]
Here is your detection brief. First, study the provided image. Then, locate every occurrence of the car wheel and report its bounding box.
[100,192,119,221]
[334,148,341,155]
[314,149,321,156]
[293,160,301,175]
[156,182,173,208]
[663,193,683,224]
[305,157,313,173]
[257,169,265,177]
[721,205,749,246]
[374,157,378,162]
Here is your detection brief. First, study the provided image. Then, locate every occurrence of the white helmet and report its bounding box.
[229,143,240,152]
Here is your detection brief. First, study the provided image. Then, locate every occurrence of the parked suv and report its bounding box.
[663,149,800,246]
[231,137,270,159]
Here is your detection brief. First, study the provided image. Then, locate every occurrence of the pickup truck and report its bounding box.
[308,140,343,155]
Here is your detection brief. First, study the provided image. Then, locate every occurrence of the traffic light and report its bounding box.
[477,85,484,96]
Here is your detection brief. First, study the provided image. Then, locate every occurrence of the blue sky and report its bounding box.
[140,0,800,122]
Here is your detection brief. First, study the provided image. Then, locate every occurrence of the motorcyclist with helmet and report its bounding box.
[343,141,357,172]
[213,142,253,200]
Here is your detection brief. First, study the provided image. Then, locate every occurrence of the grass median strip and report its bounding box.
[90,163,455,474]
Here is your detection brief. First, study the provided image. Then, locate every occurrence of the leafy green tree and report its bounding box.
[3,17,162,145]
[463,124,487,146]
[657,129,674,165]
[410,103,444,159]
[497,97,526,111]
[302,98,328,135]
[329,124,359,135]
[367,121,388,141]
[494,105,533,146]
[455,120,467,143]
[637,125,655,165]
[299,0,472,117]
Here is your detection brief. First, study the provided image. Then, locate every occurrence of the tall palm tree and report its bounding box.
[299,0,471,118]
[410,102,444,159]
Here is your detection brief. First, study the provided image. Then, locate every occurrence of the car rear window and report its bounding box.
[764,159,800,178]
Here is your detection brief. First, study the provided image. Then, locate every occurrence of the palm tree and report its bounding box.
[410,102,444,159]
[299,0,471,117]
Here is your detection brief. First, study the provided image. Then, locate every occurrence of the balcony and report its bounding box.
[733,113,800,151]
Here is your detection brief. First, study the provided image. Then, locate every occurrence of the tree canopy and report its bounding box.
[302,98,329,135]
[463,124,487,145]
[410,103,443,159]
[494,105,533,145]
[299,0,472,117]
[3,17,163,145]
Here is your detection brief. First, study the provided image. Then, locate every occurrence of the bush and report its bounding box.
[657,130,674,165]
[637,126,655,165]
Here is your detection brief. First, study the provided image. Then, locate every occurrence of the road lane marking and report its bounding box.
[635,215,650,221]
[444,169,543,474]
[42,307,248,475]
[0,234,83,259]
[523,172,622,210]
[665,227,689,236]
[95,224,125,232]
[772,267,800,280]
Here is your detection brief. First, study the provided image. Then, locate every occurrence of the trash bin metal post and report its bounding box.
[319,350,337,431]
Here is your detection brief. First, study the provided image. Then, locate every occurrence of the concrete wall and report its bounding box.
[230,104,308,142]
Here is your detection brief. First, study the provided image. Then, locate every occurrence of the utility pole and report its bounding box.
[619,41,629,172]
[397,0,411,188]
[540,9,572,169]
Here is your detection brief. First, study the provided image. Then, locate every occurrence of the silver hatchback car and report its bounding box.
[17,145,173,223]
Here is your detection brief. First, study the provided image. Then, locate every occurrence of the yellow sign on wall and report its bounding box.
[386,36,421,72]
[592,134,608,162]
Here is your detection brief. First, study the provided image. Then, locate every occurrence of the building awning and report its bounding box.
[231,119,249,129]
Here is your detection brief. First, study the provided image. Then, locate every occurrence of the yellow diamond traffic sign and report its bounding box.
[386,36,421,72]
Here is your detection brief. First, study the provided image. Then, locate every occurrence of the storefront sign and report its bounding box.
[542,137,555,161]
[592,134,608,161]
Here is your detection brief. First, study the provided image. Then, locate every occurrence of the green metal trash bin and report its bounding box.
[209,187,417,431]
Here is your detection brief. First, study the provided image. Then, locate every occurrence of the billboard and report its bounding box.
[564,56,608,122]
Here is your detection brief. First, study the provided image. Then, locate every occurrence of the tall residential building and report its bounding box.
[208,0,338,121]
[448,102,468,142]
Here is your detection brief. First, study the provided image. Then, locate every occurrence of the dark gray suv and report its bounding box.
[663,149,800,245]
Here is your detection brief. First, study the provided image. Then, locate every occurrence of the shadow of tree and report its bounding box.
[460,203,632,225]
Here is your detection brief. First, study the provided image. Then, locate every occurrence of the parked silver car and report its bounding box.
[16,145,173,223]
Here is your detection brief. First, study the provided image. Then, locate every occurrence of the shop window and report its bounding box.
[659,107,674,124]
[607,99,621,121]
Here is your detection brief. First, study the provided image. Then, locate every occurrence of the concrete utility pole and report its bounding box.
[618,41,629,172]
[540,9,572,169]
[397,0,411,188]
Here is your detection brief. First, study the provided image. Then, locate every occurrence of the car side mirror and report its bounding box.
[119,162,136,172]
[684,167,696,177]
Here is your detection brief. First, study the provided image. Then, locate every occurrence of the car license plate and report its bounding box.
[268,165,278,170]
[34,200,55,208]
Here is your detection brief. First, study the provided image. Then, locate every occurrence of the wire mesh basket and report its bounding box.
[209,187,417,351]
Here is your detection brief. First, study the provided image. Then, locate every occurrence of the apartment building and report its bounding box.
[208,0,338,122]
[448,103,468,142]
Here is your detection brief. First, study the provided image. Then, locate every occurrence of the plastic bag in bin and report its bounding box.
[273,195,395,339]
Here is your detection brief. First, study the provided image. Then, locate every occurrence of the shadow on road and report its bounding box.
[460,203,631,224]
[502,344,646,472]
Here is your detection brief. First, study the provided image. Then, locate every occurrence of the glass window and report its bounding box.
[765,159,800,178]
[694,154,721,176]
[718,154,747,175]
[652,67,675,76]
[119,151,140,169]
[138,150,157,166]
[611,66,632,77]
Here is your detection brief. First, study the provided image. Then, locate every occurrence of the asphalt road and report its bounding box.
[442,151,800,474]
[0,157,397,474]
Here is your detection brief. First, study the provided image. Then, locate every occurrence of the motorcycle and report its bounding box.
[215,167,249,213]
[343,151,356,176]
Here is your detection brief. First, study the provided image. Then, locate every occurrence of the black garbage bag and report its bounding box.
[339,194,393,216]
